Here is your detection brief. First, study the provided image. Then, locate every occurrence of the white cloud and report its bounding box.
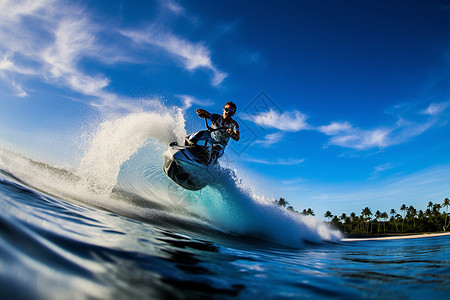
[165,0,184,15]
[0,0,140,110]
[318,121,352,135]
[0,4,91,91]
[254,132,284,147]
[121,28,227,86]
[281,177,304,185]
[371,162,396,176]
[318,101,449,151]
[0,56,30,99]
[40,18,114,99]
[0,56,14,71]
[324,124,405,150]
[11,80,27,97]
[243,155,305,165]
[365,128,391,148]
[243,109,309,132]
[0,0,54,22]
[319,121,392,150]
[0,55,37,75]
[421,102,450,116]
[42,19,95,78]
[159,0,199,24]
[176,94,213,110]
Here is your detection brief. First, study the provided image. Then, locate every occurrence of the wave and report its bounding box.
[0,105,342,247]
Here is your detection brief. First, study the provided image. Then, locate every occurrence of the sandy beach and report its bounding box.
[342,232,450,242]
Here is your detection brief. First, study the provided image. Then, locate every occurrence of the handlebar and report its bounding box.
[204,118,228,132]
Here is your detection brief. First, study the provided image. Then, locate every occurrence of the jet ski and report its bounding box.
[163,119,227,191]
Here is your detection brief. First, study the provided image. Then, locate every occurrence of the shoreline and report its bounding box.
[342,232,450,242]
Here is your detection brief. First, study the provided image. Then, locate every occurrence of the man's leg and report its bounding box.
[186,130,206,145]
[211,145,224,163]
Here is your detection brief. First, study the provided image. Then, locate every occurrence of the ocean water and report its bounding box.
[0,111,449,299]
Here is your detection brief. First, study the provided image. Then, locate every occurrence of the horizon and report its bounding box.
[1,0,450,219]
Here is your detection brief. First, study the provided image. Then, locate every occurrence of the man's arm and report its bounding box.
[230,130,240,141]
[196,109,211,119]
[227,126,240,141]
[228,121,240,141]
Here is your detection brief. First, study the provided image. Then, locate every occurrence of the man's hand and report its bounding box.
[196,109,210,119]
[226,128,240,141]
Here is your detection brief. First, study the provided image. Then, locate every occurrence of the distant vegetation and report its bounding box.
[276,198,315,216]
[275,197,450,235]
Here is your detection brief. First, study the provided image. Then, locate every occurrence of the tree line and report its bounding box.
[275,197,450,235]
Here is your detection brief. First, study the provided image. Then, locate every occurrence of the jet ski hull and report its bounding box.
[163,143,214,191]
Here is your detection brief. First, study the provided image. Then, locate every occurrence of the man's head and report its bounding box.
[223,101,237,120]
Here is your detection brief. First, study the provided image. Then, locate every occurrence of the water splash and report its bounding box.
[79,108,186,193]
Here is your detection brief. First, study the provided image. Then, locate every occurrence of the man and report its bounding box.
[195,101,240,162]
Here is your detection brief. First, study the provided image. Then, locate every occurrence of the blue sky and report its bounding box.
[1,0,450,218]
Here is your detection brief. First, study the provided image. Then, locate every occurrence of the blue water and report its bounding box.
[1,169,449,299]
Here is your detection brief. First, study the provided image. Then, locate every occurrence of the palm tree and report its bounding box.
[344,216,351,231]
[408,205,417,231]
[418,210,424,219]
[400,204,407,232]
[350,212,356,232]
[381,211,388,233]
[361,207,373,233]
[359,210,366,233]
[433,203,442,231]
[340,213,347,232]
[331,216,340,226]
[301,208,315,216]
[375,210,382,234]
[395,213,402,231]
[443,198,450,231]
[418,210,425,232]
[353,215,362,232]
[390,209,398,232]
[324,211,333,222]
[277,198,288,207]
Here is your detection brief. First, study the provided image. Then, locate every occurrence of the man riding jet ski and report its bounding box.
[163,102,240,190]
